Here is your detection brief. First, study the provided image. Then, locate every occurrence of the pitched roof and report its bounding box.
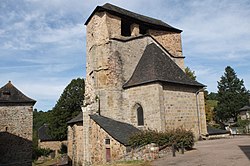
[38,124,53,141]
[207,126,230,135]
[0,81,36,105]
[239,105,250,111]
[90,114,140,146]
[67,112,83,124]
[85,3,182,33]
[123,43,205,88]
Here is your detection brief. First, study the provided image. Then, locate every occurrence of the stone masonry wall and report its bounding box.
[85,12,186,120]
[67,123,83,166]
[122,83,165,131]
[149,30,184,70]
[163,84,207,138]
[0,105,33,165]
[89,118,126,165]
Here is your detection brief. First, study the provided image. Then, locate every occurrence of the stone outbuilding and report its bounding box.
[0,81,36,166]
[38,124,67,156]
[68,113,139,165]
[69,3,208,165]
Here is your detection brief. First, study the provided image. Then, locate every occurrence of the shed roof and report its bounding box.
[85,3,182,33]
[123,43,205,88]
[207,126,230,135]
[67,112,83,124]
[90,114,140,146]
[0,81,36,105]
[239,105,250,111]
[38,124,53,141]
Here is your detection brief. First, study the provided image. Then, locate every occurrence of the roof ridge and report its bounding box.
[85,3,182,33]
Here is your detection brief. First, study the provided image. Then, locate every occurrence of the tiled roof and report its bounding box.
[123,43,205,88]
[90,114,140,146]
[38,124,53,141]
[239,105,250,111]
[0,81,36,105]
[67,112,83,124]
[85,3,182,33]
[207,126,230,135]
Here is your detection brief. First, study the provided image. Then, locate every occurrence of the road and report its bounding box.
[152,136,250,166]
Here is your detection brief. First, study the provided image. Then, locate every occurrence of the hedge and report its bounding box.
[128,128,194,149]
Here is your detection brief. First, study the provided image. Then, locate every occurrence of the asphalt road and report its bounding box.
[152,136,250,166]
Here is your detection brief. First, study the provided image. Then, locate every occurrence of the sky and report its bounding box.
[0,0,250,111]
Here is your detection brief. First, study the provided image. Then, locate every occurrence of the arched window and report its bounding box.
[137,105,144,126]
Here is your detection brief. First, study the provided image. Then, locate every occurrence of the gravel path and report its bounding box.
[152,136,250,166]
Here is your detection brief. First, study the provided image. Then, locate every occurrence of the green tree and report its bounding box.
[185,67,196,80]
[48,78,85,140]
[216,66,249,122]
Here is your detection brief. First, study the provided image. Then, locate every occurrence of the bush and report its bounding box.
[128,128,194,149]
[59,143,67,154]
[32,147,52,160]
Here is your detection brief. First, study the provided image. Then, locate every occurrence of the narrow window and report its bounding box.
[137,106,144,126]
[139,25,147,35]
[121,19,132,36]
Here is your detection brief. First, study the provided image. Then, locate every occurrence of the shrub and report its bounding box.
[128,128,194,149]
[59,143,67,154]
[32,147,52,160]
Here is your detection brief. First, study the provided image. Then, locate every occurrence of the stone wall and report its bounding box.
[67,123,83,166]
[122,83,164,131]
[85,11,186,119]
[163,84,207,138]
[39,140,67,156]
[89,118,127,165]
[0,105,33,165]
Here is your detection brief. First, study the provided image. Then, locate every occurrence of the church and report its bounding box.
[68,3,207,165]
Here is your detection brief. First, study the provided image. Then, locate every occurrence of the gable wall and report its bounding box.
[89,119,126,165]
[0,105,33,165]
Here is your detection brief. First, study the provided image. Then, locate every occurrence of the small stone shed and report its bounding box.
[68,113,140,165]
[0,81,36,166]
[38,124,67,156]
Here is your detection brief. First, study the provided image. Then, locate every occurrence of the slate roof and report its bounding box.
[38,124,53,141]
[67,112,83,124]
[123,43,205,88]
[85,3,182,33]
[207,126,230,136]
[0,81,36,105]
[239,105,250,111]
[90,114,140,146]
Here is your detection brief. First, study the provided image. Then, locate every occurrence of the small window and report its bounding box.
[105,138,110,145]
[121,19,132,37]
[137,106,144,126]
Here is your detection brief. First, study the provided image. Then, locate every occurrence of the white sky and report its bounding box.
[0,0,249,111]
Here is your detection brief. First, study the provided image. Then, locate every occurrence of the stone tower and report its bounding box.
[82,3,207,164]
[0,81,36,166]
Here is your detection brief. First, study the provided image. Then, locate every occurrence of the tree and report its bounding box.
[216,66,249,122]
[185,67,196,80]
[48,78,85,140]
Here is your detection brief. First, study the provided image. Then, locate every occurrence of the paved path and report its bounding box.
[152,136,250,166]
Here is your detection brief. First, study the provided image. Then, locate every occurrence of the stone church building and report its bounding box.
[68,3,207,165]
[0,81,36,166]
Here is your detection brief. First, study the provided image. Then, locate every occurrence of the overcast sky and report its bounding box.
[1,0,250,111]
